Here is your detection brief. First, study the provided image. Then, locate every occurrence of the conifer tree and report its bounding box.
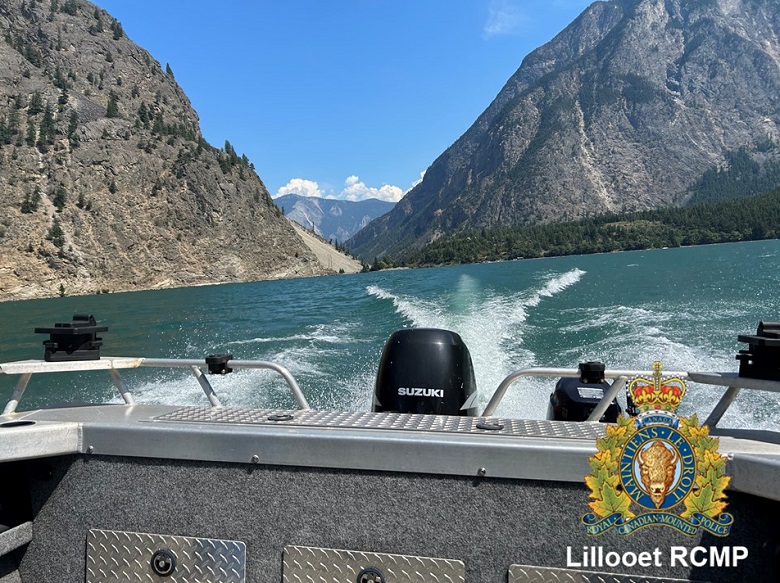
[52,185,67,211]
[53,65,67,89]
[152,112,164,134]
[67,111,79,145]
[21,192,33,213]
[47,217,65,248]
[106,92,119,118]
[61,0,77,15]
[7,110,19,142]
[25,119,36,146]
[110,19,123,40]
[29,187,41,213]
[137,102,149,127]
[37,104,55,151]
[28,91,43,116]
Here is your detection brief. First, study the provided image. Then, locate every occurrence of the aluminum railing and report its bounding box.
[0,356,309,415]
[3,358,779,429]
[482,367,780,428]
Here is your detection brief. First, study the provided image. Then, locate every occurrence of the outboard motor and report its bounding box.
[373,328,478,415]
[547,361,620,422]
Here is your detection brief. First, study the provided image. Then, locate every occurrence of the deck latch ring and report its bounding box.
[150,548,177,577]
[356,566,386,583]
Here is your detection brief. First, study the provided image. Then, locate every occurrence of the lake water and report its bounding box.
[1,240,778,430]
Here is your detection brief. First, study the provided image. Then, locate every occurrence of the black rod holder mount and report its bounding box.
[737,321,780,380]
[34,313,108,362]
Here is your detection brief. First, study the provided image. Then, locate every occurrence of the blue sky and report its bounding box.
[94,0,593,201]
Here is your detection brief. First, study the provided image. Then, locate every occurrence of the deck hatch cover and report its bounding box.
[508,564,707,583]
[86,529,245,583]
[282,545,465,583]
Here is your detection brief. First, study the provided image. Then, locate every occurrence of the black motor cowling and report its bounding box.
[373,328,478,416]
[547,361,620,423]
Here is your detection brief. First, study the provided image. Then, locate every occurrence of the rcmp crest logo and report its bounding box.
[582,362,734,537]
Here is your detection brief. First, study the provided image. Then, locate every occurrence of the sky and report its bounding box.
[93,0,594,202]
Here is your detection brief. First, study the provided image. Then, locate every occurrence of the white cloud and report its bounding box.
[275,178,323,198]
[275,173,423,203]
[410,170,426,190]
[484,0,527,38]
[340,175,403,203]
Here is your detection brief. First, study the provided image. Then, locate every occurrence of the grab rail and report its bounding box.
[483,367,780,427]
[0,357,309,415]
[5,359,779,428]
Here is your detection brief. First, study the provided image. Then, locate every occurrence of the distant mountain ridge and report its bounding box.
[274,194,394,243]
[350,0,780,259]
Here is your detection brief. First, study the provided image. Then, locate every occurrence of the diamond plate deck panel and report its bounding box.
[86,529,245,583]
[155,408,606,440]
[282,545,465,583]
[508,565,705,583]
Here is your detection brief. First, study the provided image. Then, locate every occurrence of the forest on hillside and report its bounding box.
[686,147,780,205]
[395,188,780,268]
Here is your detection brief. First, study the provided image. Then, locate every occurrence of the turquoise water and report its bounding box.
[1,240,778,430]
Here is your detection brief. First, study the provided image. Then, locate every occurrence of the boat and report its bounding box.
[0,316,778,582]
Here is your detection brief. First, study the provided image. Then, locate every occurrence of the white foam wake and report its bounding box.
[366,268,587,415]
[365,285,442,328]
[525,268,587,307]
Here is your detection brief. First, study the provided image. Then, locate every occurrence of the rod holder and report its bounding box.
[206,354,233,375]
[34,314,108,362]
[736,321,780,381]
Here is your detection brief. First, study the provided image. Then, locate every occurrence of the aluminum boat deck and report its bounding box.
[0,357,778,582]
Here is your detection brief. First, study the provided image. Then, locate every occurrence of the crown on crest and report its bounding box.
[627,361,686,413]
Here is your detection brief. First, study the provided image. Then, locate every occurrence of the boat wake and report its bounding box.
[100,262,771,430]
[366,268,587,416]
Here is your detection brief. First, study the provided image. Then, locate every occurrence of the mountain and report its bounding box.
[288,220,363,274]
[349,0,780,259]
[0,0,324,301]
[274,194,394,243]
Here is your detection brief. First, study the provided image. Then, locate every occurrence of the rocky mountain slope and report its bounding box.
[350,0,780,259]
[274,194,394,243]
[288,220,363,274]
[0,0,324,301]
